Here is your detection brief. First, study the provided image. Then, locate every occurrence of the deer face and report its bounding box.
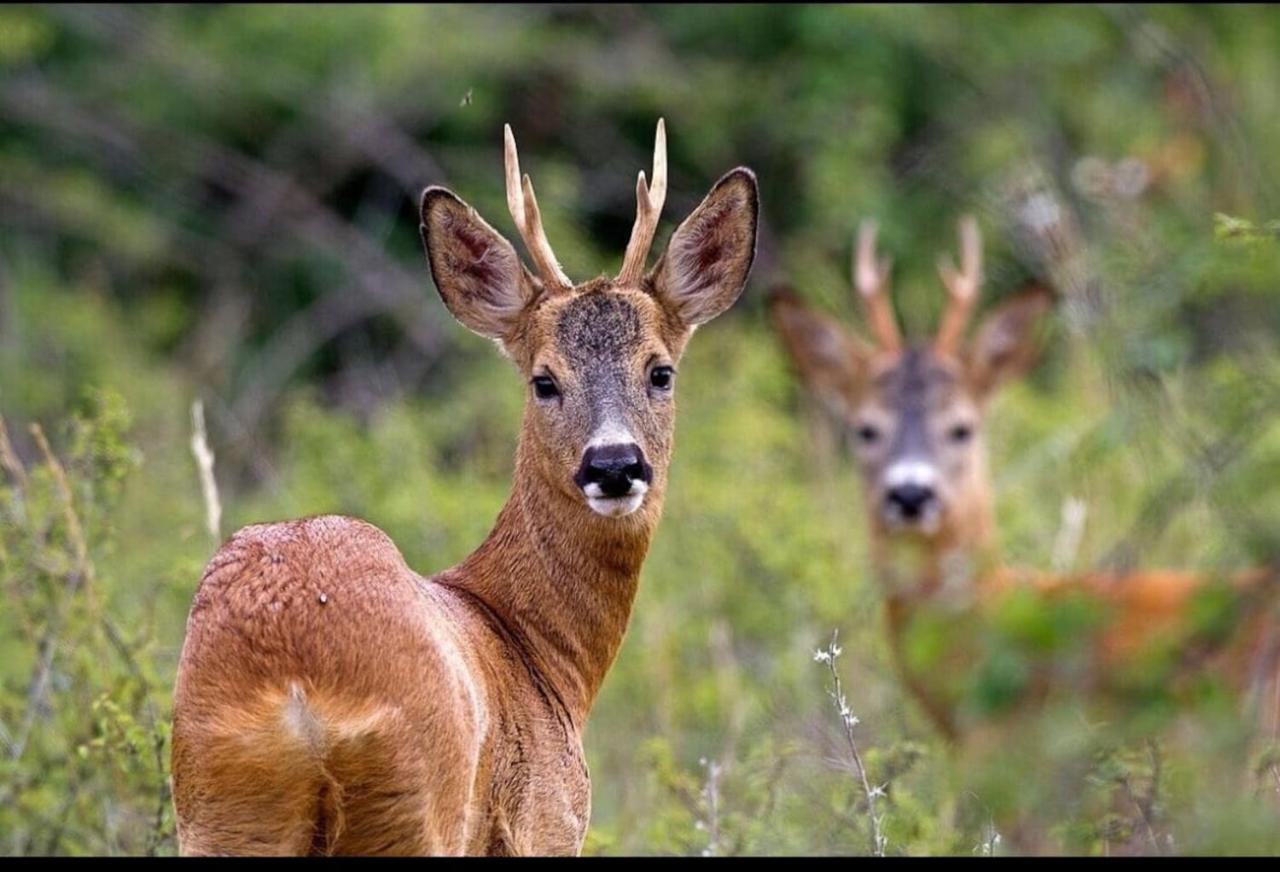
[421,121,758,519]
[851,346,984,537]
[771,218,1050,545]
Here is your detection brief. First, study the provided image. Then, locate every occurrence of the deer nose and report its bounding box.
[885,484,937,521]
[575,444,652,499]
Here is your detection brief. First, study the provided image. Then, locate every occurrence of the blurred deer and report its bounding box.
[770,217,1279,742]
[171,120,759,855]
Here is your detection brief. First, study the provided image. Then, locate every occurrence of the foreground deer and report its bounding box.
[771,217,1279,742]
[171,120,758,855]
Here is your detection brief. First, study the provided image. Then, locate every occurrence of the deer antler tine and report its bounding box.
[503,124,571,291]
[519,172,543,248]
[853,219,901,352]
[635,170,650,225]
[934,213,982,357]
[617,118,668,285]
[650,116,667,208]
[960,213,981,278]
[503,124,523,228]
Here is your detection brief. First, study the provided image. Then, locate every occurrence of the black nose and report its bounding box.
[575,444,652,498]
[885,484,936,520]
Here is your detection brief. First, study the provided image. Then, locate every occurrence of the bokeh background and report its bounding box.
[2,4,1279,855]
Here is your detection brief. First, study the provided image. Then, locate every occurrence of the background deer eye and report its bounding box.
[532,375,560,400]
[949,423,973,443]
[649,365,674,391]
[856,424,880,444]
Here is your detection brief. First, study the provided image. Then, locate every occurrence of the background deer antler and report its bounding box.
[504,124,572,292]
[934,214,982,357]
[854,219,902,352]
[617,118,668,286]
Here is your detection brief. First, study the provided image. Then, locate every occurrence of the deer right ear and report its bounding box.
[420,186,540,343]
[768,287,869,416]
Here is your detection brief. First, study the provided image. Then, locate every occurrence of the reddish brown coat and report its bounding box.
[171,122,759,856]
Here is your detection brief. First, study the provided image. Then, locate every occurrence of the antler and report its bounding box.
[504,124,572,292]
[617,118,668,286]
[934,214,982,357]
[854,220,902,352]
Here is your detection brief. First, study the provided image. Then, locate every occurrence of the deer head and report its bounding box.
[771,217,1052,554]
[421,120,758,520]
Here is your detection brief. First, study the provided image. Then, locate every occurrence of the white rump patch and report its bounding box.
[282,682,326,753]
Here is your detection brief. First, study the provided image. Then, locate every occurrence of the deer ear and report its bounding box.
[967,286,1053,397]
[769,287,869,416]
[649,168,759,328]
[420,186,540,343]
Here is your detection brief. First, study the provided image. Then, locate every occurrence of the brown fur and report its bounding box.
[171,133,759,856]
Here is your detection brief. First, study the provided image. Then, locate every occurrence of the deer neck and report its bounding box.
[448,416,663,727]
[874,480,998,738]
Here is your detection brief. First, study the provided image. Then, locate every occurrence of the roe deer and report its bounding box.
[171,120,759,855]
[770,217,1279,743]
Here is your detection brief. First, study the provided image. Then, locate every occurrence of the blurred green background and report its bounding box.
[2,4,1279,855]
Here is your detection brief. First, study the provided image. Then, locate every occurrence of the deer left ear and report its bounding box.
[769,286,870,418]
[649,168,759,328]
[967,286,1054,397]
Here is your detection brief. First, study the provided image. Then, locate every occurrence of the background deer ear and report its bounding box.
[649,168,758,328]
[420,186,540,343]
[967,286,1053,397]
[768,287,869,416]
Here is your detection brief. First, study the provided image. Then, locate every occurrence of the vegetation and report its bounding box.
[1,4,1278,855]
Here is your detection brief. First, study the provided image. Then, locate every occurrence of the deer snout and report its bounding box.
[881,459,942,532]
[884,484,937,521]
[576,444,652,499]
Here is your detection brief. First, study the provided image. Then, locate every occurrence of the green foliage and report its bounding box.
[2,3,1280,857]
[0,392,171,854]
[1214,213,1280,244]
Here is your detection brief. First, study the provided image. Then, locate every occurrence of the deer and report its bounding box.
[170,119,759,856]
[769,216,1280,746]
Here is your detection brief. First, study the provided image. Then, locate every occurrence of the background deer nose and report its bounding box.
[576,444,652,498]
[885,484,936,520]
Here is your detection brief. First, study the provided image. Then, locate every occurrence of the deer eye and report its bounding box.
[532,375,560,401]
[855,424,881,445]
[949,423,974,443]
[649,365,675,391]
